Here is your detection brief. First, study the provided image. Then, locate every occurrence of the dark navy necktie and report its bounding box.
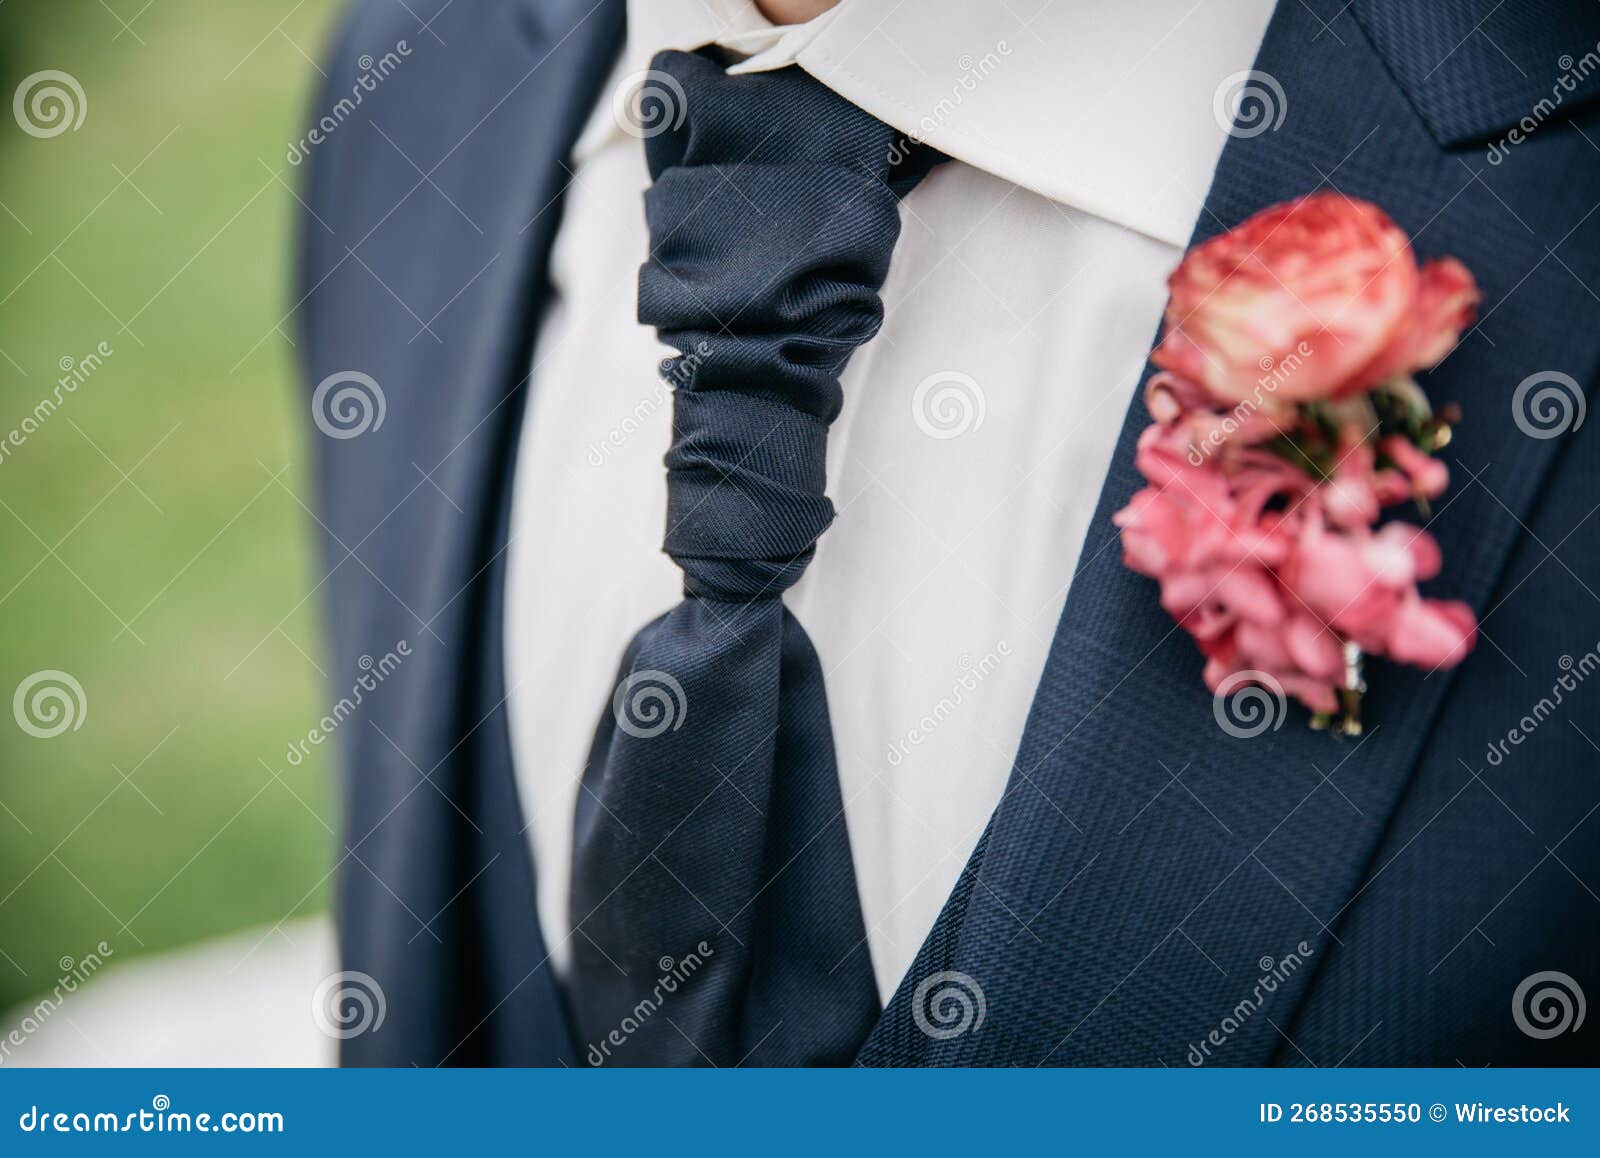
[568,49,936,1066]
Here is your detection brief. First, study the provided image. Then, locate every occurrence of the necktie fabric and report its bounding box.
[568,48,936,1066]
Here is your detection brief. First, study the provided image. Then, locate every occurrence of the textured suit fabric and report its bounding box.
[297,0,1600,1066]
[854,0,1600,1066]
[568,49,934,1066]
[1350,0,1600,147]
[298,0,625,1065]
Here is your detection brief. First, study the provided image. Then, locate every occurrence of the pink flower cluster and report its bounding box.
[1113,194,1481,717]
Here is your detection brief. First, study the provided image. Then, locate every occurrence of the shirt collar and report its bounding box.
[597,0,1276,247]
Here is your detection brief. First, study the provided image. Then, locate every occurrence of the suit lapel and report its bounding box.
[859,0,1600,1065]
[309,0,624,1064]
[1349,0,1600,147]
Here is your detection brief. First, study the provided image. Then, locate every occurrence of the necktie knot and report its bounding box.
[637,49,933,602]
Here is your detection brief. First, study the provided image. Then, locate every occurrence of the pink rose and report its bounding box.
[1113,194,1480,727]
[1151,194,1479,406]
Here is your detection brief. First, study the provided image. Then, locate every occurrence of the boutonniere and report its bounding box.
[1113,194,1482,736]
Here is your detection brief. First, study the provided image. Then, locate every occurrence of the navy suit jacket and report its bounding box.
[297,0,1600,1065]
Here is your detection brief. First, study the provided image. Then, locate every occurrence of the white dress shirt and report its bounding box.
[505,0,1274,1003]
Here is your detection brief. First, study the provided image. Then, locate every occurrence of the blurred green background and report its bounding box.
[0,0,342,1012]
